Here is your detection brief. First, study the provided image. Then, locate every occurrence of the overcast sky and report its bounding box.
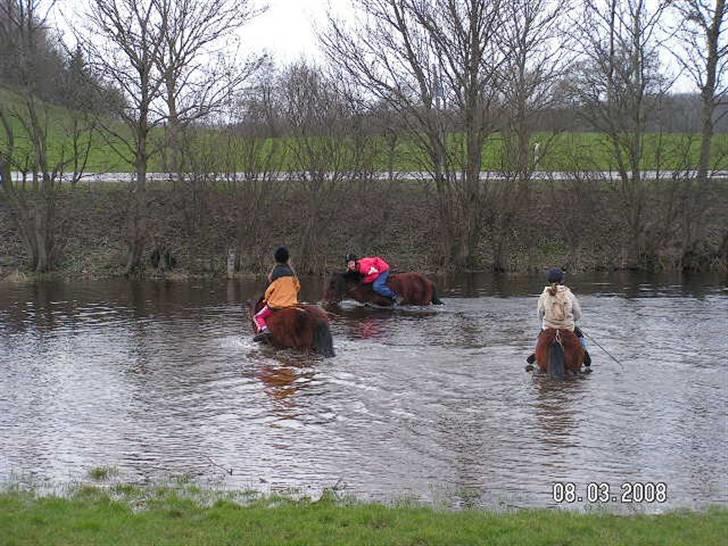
[239,0,345,63]
[52,0,346,65]
[51,0,694,93]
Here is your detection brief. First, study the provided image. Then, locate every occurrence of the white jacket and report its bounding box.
[537,285,582,331]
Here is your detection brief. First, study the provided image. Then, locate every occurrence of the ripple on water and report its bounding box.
[0,275,726,511]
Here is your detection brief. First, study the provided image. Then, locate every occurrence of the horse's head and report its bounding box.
[322,270,361,305]
[322,272,346,305]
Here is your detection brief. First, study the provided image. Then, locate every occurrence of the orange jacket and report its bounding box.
[264,275,300,309]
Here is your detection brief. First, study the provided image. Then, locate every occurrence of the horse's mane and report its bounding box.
[341,269,363,282]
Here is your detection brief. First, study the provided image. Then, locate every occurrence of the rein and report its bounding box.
[581,329,625,371]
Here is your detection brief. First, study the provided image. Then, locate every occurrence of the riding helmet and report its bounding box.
[547,267,564,283]
[345,253,358,263]
[274,246,289,263]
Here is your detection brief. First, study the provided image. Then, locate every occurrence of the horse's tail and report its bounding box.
[314,319,335,358]
[431,284,444,305]
[548,339,565,379]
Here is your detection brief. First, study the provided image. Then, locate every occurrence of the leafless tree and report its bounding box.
[82,0,168,276]
[279,62,359,274]
[216,71,286,274]
[498,0,572,177]
[322,0,504,269]
[670,0,728,268]
[0,0,91,271]
[81,0,264,275]
[153,0,265,176]
[489,0,573,270]
[569,0,671,267]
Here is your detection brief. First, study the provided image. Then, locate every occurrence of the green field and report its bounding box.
[2,88,727,174]
[1,486,726,546]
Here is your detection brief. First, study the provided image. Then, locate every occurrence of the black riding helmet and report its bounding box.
[345,253,358,264]
[547,267,564,283]
[274,246,289,263]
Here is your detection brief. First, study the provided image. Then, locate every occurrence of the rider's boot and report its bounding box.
[583,350,592,367]
[253,328,271,342]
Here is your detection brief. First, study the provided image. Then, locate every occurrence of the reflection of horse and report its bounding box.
[245,298,335,358]
[535,328,585,379]
[322,270,443,306]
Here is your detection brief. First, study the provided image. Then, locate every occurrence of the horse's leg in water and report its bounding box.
[574,326,591,368]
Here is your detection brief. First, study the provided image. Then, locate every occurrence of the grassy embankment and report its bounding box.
[3,89,727,277]
[2,89,725,173]
[2,177,727,277]
[1,485,726,546]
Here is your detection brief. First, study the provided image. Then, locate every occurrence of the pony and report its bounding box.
[322,270,443,306]
[245,298,335,358]
[534,328,585,379]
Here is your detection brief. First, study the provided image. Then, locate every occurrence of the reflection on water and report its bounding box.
[0,272,727,511]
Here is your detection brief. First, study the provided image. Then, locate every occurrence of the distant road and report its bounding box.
[8,170,728,183]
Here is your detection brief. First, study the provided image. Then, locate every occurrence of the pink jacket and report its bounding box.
[356,256,390,284]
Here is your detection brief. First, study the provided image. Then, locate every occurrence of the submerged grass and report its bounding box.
[0,486,726,546]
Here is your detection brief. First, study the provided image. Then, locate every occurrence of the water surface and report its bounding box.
[1,272,726,512]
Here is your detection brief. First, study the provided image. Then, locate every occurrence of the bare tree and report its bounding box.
[498,0,572,177]
[153,0,265,176]
[569,0,671,267]
[670,0,728,268]
[0,0,90,271]
[280,62,358,274]
[322,0,504,269]
[59,44,102,184]
[218,71,285,274]
[489,0,572,270]
[82,0,167,276]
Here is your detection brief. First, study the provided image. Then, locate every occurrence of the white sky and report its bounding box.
[238,0,347,64]
[52,0,348,65]
[51,0,695,93]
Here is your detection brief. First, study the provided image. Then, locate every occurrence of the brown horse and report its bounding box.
[246,298,335,358]
[535,328,585,379]
[322,270,443,306]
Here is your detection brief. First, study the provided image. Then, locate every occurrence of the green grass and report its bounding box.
[4,88,728,174]
[1,487,726,546]
[86,466,118,481]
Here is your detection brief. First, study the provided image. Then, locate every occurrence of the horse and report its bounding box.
[535,328,585,379]
[322,270,443,306]
[245,298,335,358]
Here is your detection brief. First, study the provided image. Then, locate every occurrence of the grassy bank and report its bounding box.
[1,486,726,546]
[4,129,727,173]
[1,179,727,278]
[3,89,728,173]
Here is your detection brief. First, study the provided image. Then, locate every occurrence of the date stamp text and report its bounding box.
[551,482,668,504]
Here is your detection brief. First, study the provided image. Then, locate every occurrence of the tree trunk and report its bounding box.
[126,153,148,276]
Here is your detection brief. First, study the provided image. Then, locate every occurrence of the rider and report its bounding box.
[345,253,403,305]
[526,267,591,367]
[253,246,301,342]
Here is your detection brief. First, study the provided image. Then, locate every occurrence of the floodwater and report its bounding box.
[1,272,726,512]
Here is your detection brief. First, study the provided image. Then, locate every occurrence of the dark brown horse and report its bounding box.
[322,270,443,306]
[535,328,585,379]
[246,298,335,358]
